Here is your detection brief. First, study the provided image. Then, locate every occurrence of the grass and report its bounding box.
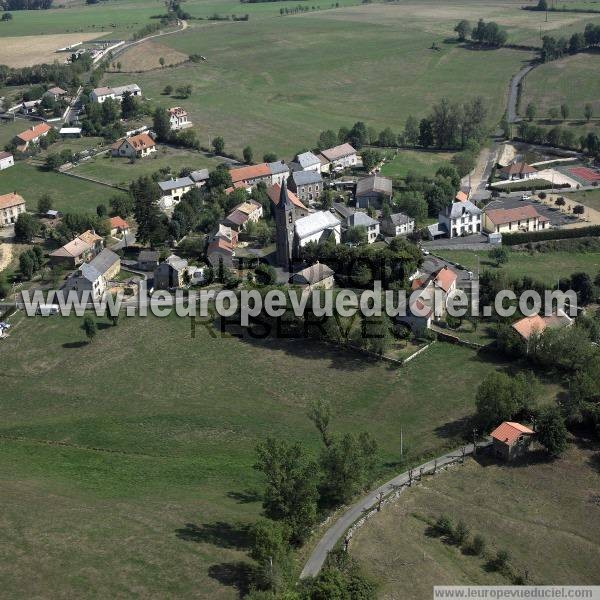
[350,441,600,596]
[0,311,562,598]
[436,248,600,285]
[565,188,600,212]
[0,119,29,150]
[0,162,128,215]
[380,149,454,179]
[70,146,220,187]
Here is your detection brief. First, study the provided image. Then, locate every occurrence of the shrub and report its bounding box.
[435,514,453,537]
[469,534,486,555]
[451,520,469,546]
[502,225,600,245]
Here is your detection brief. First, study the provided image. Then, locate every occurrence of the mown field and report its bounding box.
[0,312,563,599]
[380,149,454,179]
[437,248,600,285]
[351,442,600,598]
[0,162,128,215]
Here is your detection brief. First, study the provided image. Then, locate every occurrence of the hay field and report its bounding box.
[108,39,189,72]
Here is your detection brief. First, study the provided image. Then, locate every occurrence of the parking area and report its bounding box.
[484,195,581,228]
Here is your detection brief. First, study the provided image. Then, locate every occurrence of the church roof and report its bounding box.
[295,211,340,240]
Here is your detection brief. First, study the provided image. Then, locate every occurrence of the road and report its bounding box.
[300,440,491,580]
[507,64,535,124]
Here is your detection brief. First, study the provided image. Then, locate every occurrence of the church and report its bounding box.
[275,179,341,269]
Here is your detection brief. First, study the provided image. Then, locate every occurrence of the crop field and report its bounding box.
[71,147,220,187]
[351,442,600,597]
[0,312,564,599]
[380,149,454,179]
[521,53,600,120]
[0,162,128,215]
[436,248,600,285]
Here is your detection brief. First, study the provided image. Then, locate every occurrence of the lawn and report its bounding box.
[0,119,29,150]
[70,146,220,187]
[351,442,600,597]
[521,53,600,120]
[565,188,600,212]
[380,149,455,179]
[437,248,600,285]
[0,312,562,598]
[0,162,128,215]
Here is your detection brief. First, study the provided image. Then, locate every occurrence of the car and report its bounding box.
[521,194,531,201]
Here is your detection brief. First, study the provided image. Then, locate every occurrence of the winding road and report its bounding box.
[300,440,491,580]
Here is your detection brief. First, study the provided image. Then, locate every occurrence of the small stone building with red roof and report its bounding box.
[490,421,535,461]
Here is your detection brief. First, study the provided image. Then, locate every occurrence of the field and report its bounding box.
[107,39,189,72]
[521,53,600,120]
[0,162,128,215]
[436,248,600,285]
[380,149,454,179]
[0,32,106,68]
[71,147,220,187]
[565,188,600,211]
[351,442,600,597]
[0,119,30,150]
[0,310,564,599]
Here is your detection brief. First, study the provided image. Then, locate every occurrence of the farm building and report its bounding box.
[90,84,141,104]
[0,151,14,171]
[490,421,535,461]
[0,192,26,226]
[355,174,392,209]
[320,143,358,170]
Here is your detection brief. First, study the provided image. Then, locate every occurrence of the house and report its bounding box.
[90,84,141,104]
[19,100,40,115]
[49,238,93,267]
[275,181,341,267]
[291,262,335,291]
[44,86,68,102]
[0,151,14,171]
[268,161,290,186]
[207,238,234,268]
[406,266,458,324]
[0,192,26,226]
[500,162,537,181]
[168,106,191,130]
[112,133,156,159]
[209,223,239,247]
[483,205,549,234]
[190,169,209,187]
[428,199,482,239]
[330,202,355,221]
[455,189,470,202]
[15,123,52,152]
[108,216,129,238]
[317,153,331,174]
[267,184,310,218]
[380,212,415,237]
[154,255,189,289]
[137,249,160,271]
[511,310,573,343]
[158,176,194,209]
[188,265,207,285]
[229,163,272,189]
[320,143,357,170]
[289,170,323,205]
[490,421,535,461]
[224,200,263,231]
[355,175,392,209]
[62,248,121,301]
[78,229,104,254]
[290,151,321,173]
[346,212,380,244]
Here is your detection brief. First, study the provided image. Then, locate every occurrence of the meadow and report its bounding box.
[0,162,128,215]
[436,248,600,285]
[0,312,563,598]
[351,442,600,597]
[565,188,600,211]
[380,149,454,179]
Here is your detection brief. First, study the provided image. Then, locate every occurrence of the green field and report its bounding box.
[0,162,127,215]
[0,311,563,598]
[436,248,600,285]
[71,146,220,187]
[0,119,30,150]
[565,188,600,211]
[351,442,600,597]
[380,149,454,179]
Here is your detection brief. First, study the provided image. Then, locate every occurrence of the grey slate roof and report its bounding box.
[292,262,334,285]
[80,262,102,283]
[347,212,379,228]
[88,248,120,277]
[138,250,159,262]
[189,169,209,183]
[268,161,289,175]
[295,151,321,170]
[355,174,392,198]
[292,170,322,186]
[164,254,188,272]
[158,176,193,192]
[386,212,413,226]
[331,203,355,219]
[443,200,481,219]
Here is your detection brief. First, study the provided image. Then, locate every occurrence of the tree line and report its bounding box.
[454,18,508,47]
[541,22,600,61]
[0,0,52,9]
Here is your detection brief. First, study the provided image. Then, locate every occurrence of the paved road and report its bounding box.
[507,64,535,124]
[300,440,491,580]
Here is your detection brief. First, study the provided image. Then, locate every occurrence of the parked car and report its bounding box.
[521,194,531,201]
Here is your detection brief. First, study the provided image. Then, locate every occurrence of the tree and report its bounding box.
[361,148,382,172]
[82,315,97,343]
[163,84,173,95]
[243,145,253,164]
[152,107,171,142]
[555,196,566,208]
[436,165,460,189]
[378,127,396,148]
[120,90,138,120]
[435,514,453,536]
[263,152,278,163]
[308,398,333,447]
[418,118,434,148]
[359,313,393,355]
[573,204,585,215]
[469,534,486,556]
[130,175,166,245]
[37,194,53,214]
[159,56,165,67]
[347,121,368,149]
[584,103,593,122]
[317,129,337,150]
[451,520,469,546]
[404,115,419,147]
[525,102,537,121]
[489,246,509,267]
[19,251,34,279]
[255,263,276,285]
[536,405,568,456]
[110,194,134,218]
[454,19,471,41]
[176,84,193,98]
[96,204,107,217]
[212,136,225,155]
[254,437,318,544]
[14,213,39,243]
[249,519,292,592]
[2,12,13,20]
[549,107,560,121]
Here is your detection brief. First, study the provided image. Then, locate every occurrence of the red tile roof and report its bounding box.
[512,314,546,340]
[207,238,233,254]
[490,421,534,445]
[433,267,457,293]
[109,216,129,230]
[0,192,25,210]
[126,132,155,150]
[267,184,307,210]
[16,123,51,143]
[229,163,271,184]
[455,190,469,202]
[501,162,537,176]
[485,205,548,226]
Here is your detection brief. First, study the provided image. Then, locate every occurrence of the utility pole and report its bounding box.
[472,427,478,455]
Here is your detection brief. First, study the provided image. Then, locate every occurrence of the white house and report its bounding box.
[268,161,290,186]
[0,151,14,171]
[90,84,141,104]
[291,151,321,173]
[0,192,26,226]
[380,212,415,237]
[428,199,482,239]
[168,106,191,130]
[190,169,209,187]
[62,249,120,301]
[346,212,380,244]
[111,132,156,159]
[158,176,194,209]
[320,143,358,171]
